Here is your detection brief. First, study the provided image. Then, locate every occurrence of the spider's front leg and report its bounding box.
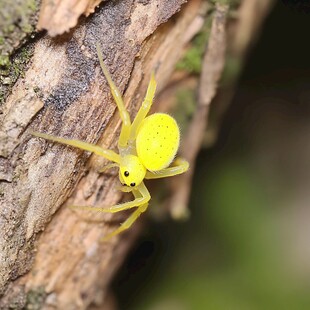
[96,43,131,150]
[70,182,150,240]
[31,132,121,164]
[70,181,150,213]
[98,163,119,173]
[101,188,149,241]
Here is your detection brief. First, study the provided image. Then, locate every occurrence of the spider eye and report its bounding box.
[130,182,136,187]
[124,171,129,177]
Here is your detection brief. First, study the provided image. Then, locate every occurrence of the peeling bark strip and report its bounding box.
[38,0,105,36]
[0,0,204,308]
[37,0,192,37]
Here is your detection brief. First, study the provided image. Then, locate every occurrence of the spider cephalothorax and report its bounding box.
[119,155,146,187]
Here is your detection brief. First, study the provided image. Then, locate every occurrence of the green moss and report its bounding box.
[176,17,212,74]
[0,44,34,104]
[0,55,10,67]
[176,47,204,74]
[0,0,39,105]
[176,0,242,75]
[0,0,38,53]
[210,0,241,7]
[25,287,46,310]
[173,88,196,133]
[221,55,242,85]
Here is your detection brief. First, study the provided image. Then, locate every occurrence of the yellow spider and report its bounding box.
[32,44,189,240]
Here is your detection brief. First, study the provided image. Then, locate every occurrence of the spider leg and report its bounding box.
[101,202,148,241]
[96,43,131,149]
[129,71,157,140]
[31,131,120,163]
[98,163,119,173]
[69,181,150,213]
[145,158,189,179]
[116,185,133,193]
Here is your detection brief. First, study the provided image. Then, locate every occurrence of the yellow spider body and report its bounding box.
[32,43,189,240]
[136,113,180,171]
[119,154,146,187]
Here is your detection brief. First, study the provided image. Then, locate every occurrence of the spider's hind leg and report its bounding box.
[145,158,189,179]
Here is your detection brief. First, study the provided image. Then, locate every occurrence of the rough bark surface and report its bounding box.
[0,0,204,308]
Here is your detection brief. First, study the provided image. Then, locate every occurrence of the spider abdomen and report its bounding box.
[136,113,180,171]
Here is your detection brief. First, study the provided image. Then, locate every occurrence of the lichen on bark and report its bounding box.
[0,0,39,105]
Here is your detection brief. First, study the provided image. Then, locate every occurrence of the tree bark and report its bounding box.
[0,0,204,308]
[0,0,274,309]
